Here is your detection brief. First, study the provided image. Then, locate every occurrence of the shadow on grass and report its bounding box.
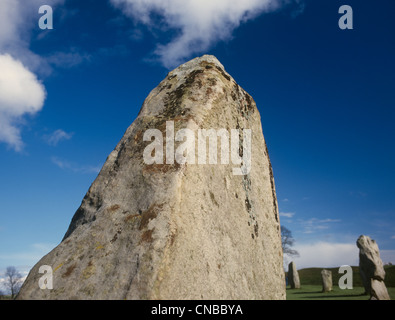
[286,287,369,300]
[290,291,322,295]
[304,293,367,299]
[286,288,322,294]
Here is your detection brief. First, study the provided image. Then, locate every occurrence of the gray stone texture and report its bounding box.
[321,269,332,292]
[288,261,300,289]
[357,235,390,300]
[18,55,285,300]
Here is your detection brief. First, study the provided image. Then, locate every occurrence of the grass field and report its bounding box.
[286,265,395,300]
[287,285,395,300]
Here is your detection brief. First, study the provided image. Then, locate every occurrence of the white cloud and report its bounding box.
[0,0,63,71]
[51,156,72,170]
[0,0,24,50]
[290,242,395,270]
[44,129,73,146]
[291,242,359,269]
[0,0,66,151]
[381,250,395,265]
[0,54,46,151]
[110,0,297,68]
[298,217,341,234]
[46,50,92,69]
[51,156,101,174]
[0,243,55,265]
[280,212,295,218]
[0,243,56,293]
[0,1,64,49]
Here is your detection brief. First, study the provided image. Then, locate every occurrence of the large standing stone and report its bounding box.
[357,235,390,300]
[17,55,285,300]
[321,269,332,292]
[288,261,300,289]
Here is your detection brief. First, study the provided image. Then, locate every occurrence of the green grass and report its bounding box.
[285,265,395,300]
[286,285,395,300]
[293,265,395,288]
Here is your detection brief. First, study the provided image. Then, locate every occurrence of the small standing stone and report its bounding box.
[321,269,332,292]
[288,261,300,289]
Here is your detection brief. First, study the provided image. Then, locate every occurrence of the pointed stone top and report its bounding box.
[173,54,226,73]
[164,54,231,86]
[357,235,377,249]
[138,54,240,119]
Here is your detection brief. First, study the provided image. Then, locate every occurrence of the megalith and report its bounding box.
[288,261,300,289]
[18,55,285,300]
[321,269,332,292]
[357,235,390,300]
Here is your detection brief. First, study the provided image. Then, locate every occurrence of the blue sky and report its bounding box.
[0,0,394,288]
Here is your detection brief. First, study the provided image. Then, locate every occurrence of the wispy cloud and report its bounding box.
[0,0,65,73]
[51,156,101,174]
[298,217,341,234]
[291,0,305,18]
[349,191,367,198]
[0,243,55,263]
[280,212,295,218]
[46,50,91,69]
[43,129,73,146]
[110,0,302,68]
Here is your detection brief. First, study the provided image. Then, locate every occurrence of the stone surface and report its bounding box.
[321,269,332,292]
[357,235,390,300]
[17,55,285,300]
[371,279,390,300]
[288,261,300,289]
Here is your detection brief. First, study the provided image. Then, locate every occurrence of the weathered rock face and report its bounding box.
[17,55,285,300]
[357,235,390,300]
[370,279,390,300]
[288,261,300,289]
[321,269,332,292]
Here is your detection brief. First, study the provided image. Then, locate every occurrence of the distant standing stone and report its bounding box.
[288,261,300,289]
[321,269,332,292]
[357,235,390,300]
